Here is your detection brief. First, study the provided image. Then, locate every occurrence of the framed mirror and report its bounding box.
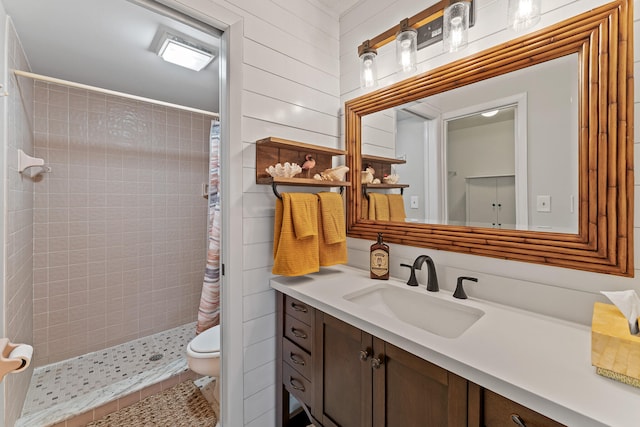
[345,0,633,276]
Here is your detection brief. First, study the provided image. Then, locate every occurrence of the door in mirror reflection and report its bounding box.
[446,107,517,228]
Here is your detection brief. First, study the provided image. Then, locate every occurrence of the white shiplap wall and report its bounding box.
[164,0,342,425]
[341,0,640,328]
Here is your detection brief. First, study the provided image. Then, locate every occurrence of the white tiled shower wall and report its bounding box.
[30,82,211,366]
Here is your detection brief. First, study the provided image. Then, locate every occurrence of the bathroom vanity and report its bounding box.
[272,266,640,427]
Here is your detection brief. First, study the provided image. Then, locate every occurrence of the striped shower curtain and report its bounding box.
[196,119,221,334]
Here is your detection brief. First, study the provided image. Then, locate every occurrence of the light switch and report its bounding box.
[536,195,551,212]
[410,196,419,209]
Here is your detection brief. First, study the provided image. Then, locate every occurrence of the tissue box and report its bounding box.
[591,302,640,388]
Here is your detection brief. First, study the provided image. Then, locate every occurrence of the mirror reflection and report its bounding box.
[361,53,579,233]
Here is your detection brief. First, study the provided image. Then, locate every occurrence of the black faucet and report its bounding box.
[400,255,439,292]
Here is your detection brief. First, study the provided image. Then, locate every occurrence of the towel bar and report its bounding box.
[272,182,345,199]
[363,187,404,200]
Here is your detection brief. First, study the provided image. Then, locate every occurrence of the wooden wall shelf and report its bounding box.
[256,137,350,197]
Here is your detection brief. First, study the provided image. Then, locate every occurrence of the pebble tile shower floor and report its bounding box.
[18,323,197,427]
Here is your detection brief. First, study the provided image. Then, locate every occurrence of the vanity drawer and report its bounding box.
[284,314,313,353]
[283,360,313,407]
[282,337,313,380]
[284,295,314,325]
[484,390,566,427]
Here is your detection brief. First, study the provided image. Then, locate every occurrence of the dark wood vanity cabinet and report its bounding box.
[277,292,469,427]
[276,291,565,427]
[318,313,468,427]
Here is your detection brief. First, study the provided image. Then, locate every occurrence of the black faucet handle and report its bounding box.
[400,263,419,286]
[454,276,478,299]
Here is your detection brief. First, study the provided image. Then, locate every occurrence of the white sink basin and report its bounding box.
[344,284,484,338]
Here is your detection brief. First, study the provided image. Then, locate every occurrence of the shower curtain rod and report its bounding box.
[13,70,219,118]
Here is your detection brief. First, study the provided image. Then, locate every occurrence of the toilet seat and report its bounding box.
[188,325,220,356]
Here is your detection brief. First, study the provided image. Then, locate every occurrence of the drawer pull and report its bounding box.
[289,377,305,392]
[289,352,306,366]
[371,355,384,369]
[290,302,308,313]
[510,414,527,427]
[290,327,308,339]
[359,348,371,361]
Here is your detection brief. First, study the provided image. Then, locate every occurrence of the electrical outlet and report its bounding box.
[410,196,419,209]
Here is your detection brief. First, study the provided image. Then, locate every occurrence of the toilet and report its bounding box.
[186,325,221,401]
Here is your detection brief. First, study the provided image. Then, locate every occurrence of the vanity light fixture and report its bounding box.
[396,19,418,73]
[507,0,541,31]
[443,1,470,52]
[359,40,378,88]
[156,32,215,71]
[357,0,476,88]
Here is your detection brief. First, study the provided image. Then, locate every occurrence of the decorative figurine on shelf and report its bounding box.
[382,174,399,184]
[301,154,316,178]
[265,162,302,178]
[361,164,375,184]
[313,165,349,182]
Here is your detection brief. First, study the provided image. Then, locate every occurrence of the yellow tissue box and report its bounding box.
[591,302,640,388]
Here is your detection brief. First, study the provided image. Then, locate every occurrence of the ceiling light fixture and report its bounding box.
[156,32,215,71]
[481,110,499,118]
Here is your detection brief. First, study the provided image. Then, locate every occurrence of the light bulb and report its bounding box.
[444,2,470,53]
[395,26,417,73]
[360,51,378,88]
[508,0,541,31]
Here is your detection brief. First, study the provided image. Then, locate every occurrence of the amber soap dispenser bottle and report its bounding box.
[370,232,389,280]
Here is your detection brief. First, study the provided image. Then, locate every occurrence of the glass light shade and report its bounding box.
[359,51,378,89]
[507,0,541,31]
[396,28,418,73]
[443,1,470,53]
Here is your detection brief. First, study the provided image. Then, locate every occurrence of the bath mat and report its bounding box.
[87,381,217,427]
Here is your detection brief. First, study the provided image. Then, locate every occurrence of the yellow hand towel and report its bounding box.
[317,192,346,244]
[361,195,369,219]
[368,193,390,221]
[318,192,348,267]
[387,194,406,222]
[272,193,320,276]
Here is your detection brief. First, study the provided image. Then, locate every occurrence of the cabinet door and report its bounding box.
[495,176,516,227]
[372,339,468,427]
[466,177,499,226]
[319,313,373,427]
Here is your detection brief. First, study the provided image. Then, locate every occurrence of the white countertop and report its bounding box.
[270,265,640,427]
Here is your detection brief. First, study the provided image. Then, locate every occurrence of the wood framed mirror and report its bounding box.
[345,0,633,276]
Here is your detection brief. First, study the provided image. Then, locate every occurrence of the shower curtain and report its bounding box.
[196,119,221,334]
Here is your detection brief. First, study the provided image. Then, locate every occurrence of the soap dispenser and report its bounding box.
[370,233,389,280]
